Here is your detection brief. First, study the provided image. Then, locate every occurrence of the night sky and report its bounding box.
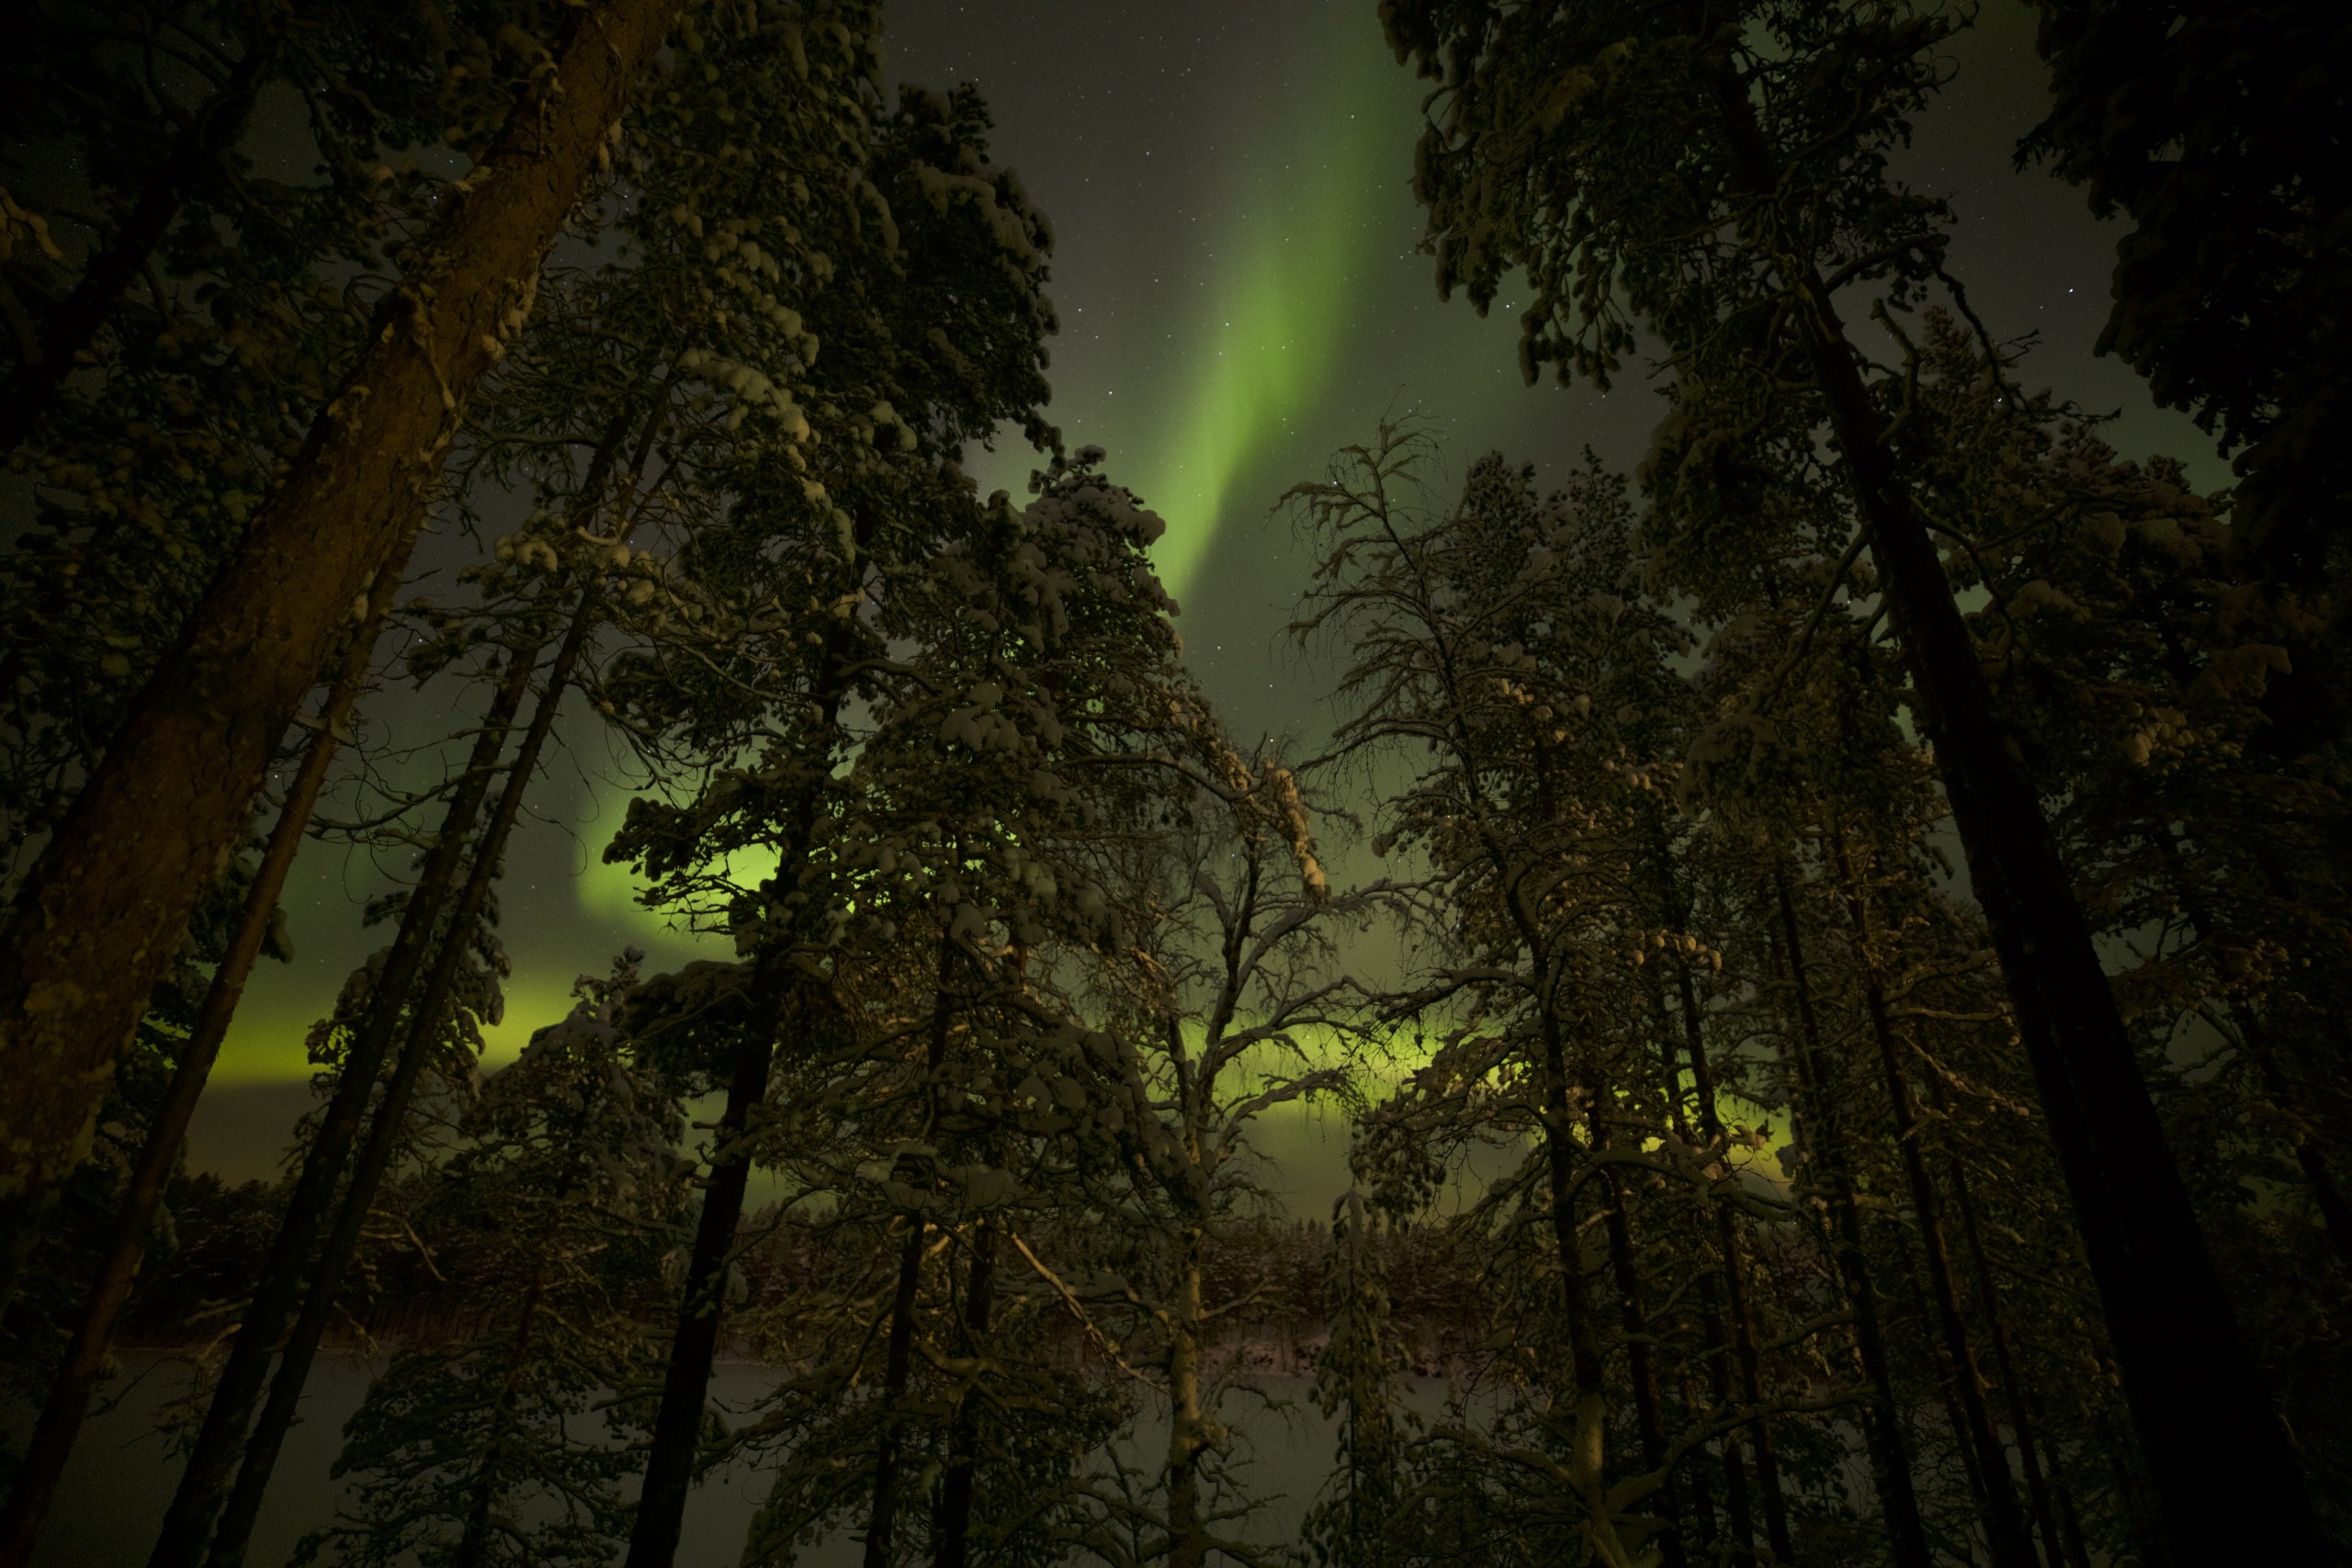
[186,0,2213,1189]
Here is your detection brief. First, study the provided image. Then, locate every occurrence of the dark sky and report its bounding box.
[187,0,2214,1196]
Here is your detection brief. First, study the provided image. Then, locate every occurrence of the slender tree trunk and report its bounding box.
[1643,836,1784,1566]
[1532,998,1643,1566]
[933,1212,997,1568]
[1941,1117,2067,1568]
[1769,867,1931,1568]
[1682,22,2322,1555]
[0,545,405,1568]
[864,931,961,1568]
[1831,835,2038,1568]
[453,1248,558,1568]
[0,28,281,456]
[622,983,777,1568]
[1164,1233,1211,1568]
[201,593,597,1568]
[144,643,541,1568]
[626,669,846,1568]
[1586,1072,1687,1568]
[0,0,683,1224]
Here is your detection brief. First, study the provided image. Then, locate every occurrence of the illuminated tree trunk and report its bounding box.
[0,0,682,1229]
[0,542,404,1568]
[1769,867,1930,1568]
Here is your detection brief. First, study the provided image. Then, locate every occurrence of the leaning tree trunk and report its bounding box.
[1684,22,2323,1556]
[0,0,684,1233]
[201,590,599,1568]
[1769,868,1931,1568]
[144,642,541,1568]
[0,541,407,1568]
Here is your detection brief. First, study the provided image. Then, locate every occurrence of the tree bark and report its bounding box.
[201,591,597,1568]
[0,544,404,1568]
[1682,23,2323,1555]
[1769,867,1931,1568]
[144,643,540,1568]
[0,0,682,1224]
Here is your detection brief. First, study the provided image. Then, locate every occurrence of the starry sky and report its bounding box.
[186,0,2214,1194]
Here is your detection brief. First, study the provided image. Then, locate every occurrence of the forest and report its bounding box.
[0,1,2346,1564]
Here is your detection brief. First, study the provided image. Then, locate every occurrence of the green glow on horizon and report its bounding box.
[1141,23,1394,599]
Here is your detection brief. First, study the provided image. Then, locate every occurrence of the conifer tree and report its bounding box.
[1376,4,2324,1553]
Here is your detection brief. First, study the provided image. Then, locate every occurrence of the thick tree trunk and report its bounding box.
[0,28,280,456]
[1687,24,2322,1556]
[0,0,682,1224]
[145,644,541,1568]
[201,594,595,1568]
[0,547,404,1568]
[933,1213,998,1568]
[1769,869,1931,1568]
[1832,836,2038,1568]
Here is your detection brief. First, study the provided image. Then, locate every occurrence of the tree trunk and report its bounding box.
[0,26,281,457]
[933,1213,998,1568]
[1532,1002,1634,1565]
[1941,1111,2069,1568]
[0,0,682,1225]
[1831,833,2038,1568]
[626,671,848,1568]
[1685,26,2322,1556]
[144,643,541,1568]
[1769,867,1931,1568]
[453,1222,563,1568]
[621,986,777,1568]
[201,592,596,1568]
[1645,833,1787,1565]
[1585,1071,1687,1568]
[864,931,961,1568]
[0,544,404,1568]
[1164,1233,1210,1568]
